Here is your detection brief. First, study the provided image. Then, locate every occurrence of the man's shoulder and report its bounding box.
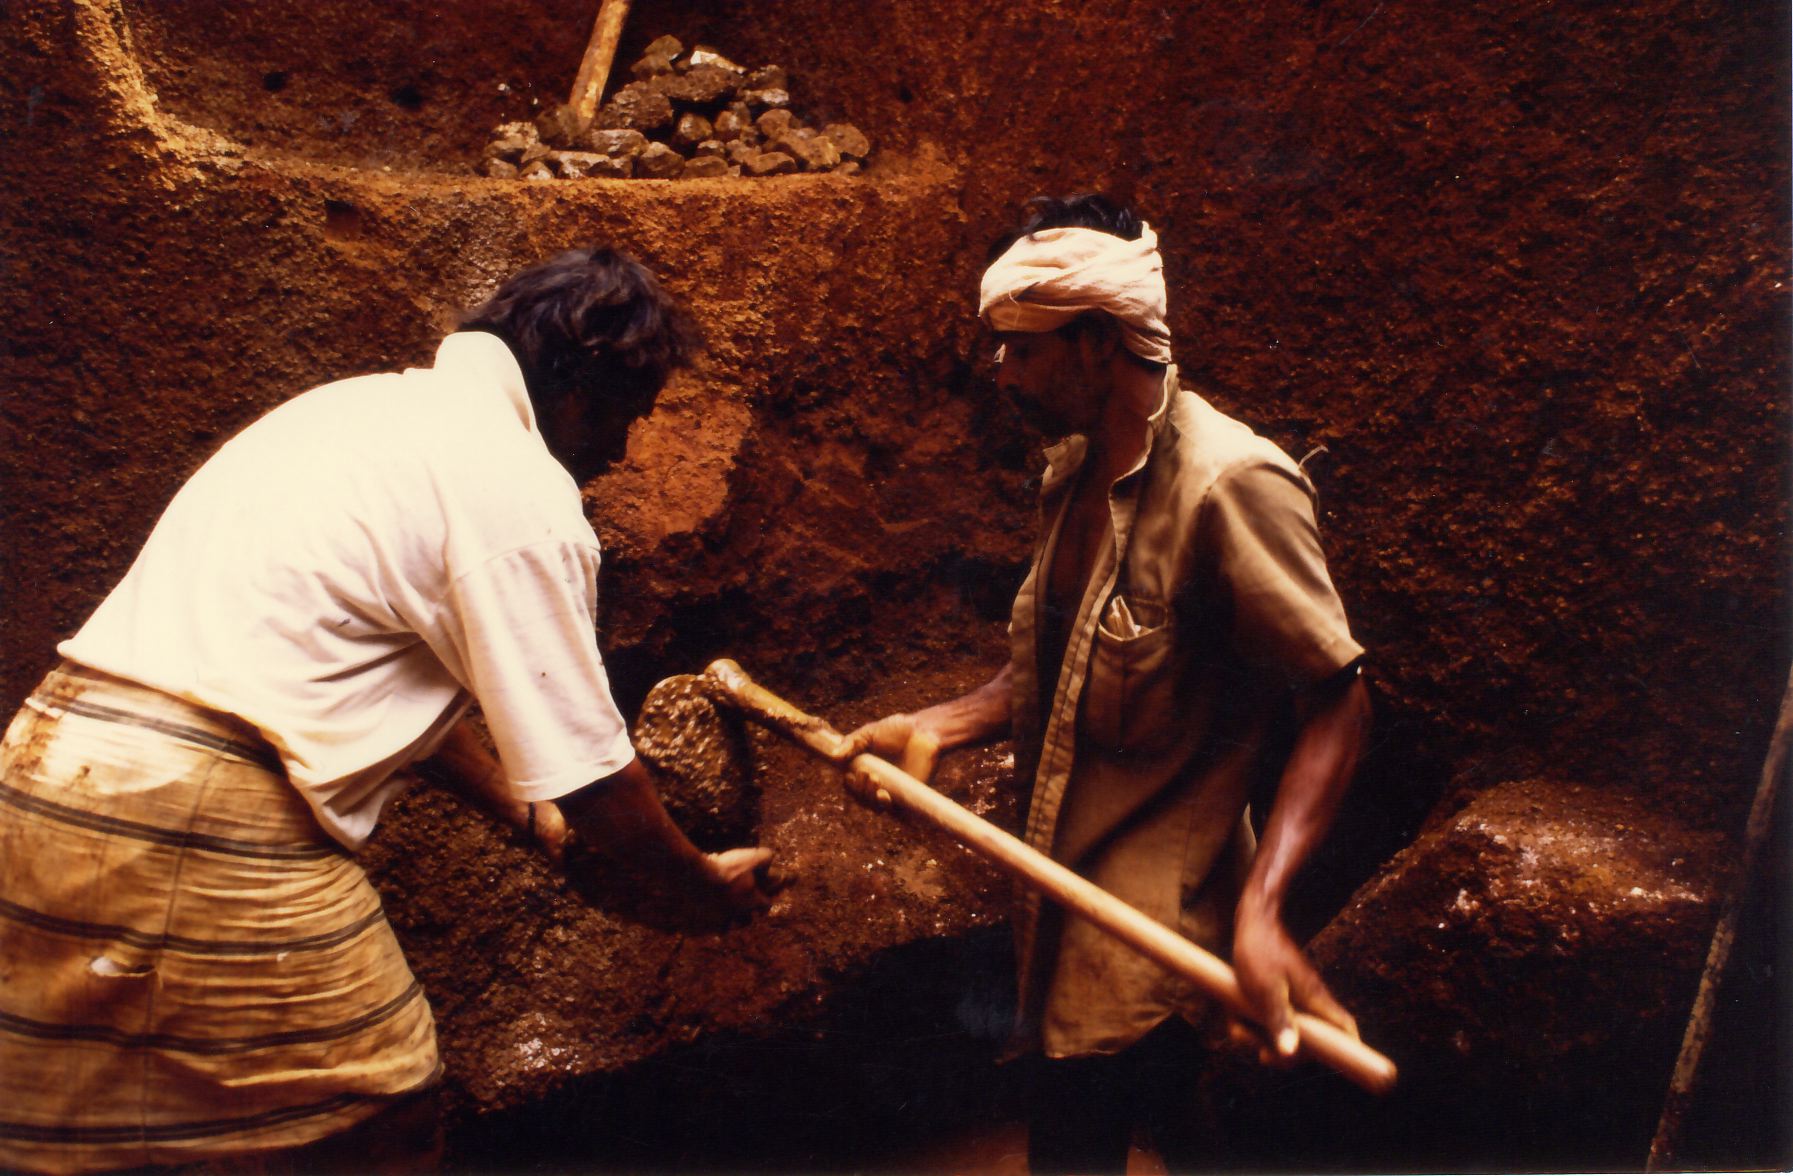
[1159,385,1303,488]
[297,360,588,549]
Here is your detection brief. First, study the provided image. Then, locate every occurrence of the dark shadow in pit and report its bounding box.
[440,914,1695,1174]
[446,927,1024,1174]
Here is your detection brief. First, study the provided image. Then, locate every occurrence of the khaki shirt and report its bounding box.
[1008,372,1363,1058]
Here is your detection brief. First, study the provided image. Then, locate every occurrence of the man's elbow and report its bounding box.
[1297,662,1370,728]
[1340,669,1371,734]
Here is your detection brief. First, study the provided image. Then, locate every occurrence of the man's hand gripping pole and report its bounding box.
[701,659,1397,1094]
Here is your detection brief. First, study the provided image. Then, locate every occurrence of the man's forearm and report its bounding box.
[839,663,1014,789]
[1239,669,1370,919]
[559,757,711,879]
[914,663,1015,750]
[421,717,525,824]
[557,758,775,926]
[421,725,700,873]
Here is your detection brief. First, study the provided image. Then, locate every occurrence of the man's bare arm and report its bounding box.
[1232,667,1371,1054]
[558,757,773,918]
[420,717,568,863]
[419,719,772,918]
[839,663,1014,786]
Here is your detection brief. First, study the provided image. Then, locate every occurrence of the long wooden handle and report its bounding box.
[703,660,1397,1094]
[567,0,632,131]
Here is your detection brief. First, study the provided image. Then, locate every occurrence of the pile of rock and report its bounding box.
[479,35,872,181]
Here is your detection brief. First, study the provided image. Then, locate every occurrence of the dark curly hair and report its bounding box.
[985,193,1145,262]
[459,246,701,417]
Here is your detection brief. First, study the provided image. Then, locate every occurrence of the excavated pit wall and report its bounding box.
[2,0,1788,1169]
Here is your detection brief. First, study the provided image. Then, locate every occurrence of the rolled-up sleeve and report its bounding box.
[434,539,635,801]
[1204,461,1364,688]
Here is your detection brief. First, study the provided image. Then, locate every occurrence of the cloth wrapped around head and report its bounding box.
[978,223,1173,365]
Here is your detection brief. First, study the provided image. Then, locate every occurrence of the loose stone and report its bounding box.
[597,83,675,133]
[472,35,869,183]
[672,112,713,149]
[533,103,583,148]
[482,121,538,163]
[746,65,789,91]
[550,150,597,175]
[744,150,798,177]
[712,107,751,143]
[822,123,871,161]
[686,46,745,74]
[580,128,648,158]
[756,109,797,140]
[741,87,791,111]
[635,141,686,179]
[771,128,840,172]
[654,64,741,108]
[554,151,630,179]
[631,52,676,81]
[682,156,729,179]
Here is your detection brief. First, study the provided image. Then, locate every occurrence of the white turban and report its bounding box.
[978,223,1173,365]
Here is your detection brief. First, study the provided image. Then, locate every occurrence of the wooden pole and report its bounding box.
[704,659,1399,1095]
[567,0,631,133]
[1645,663,1793,1170]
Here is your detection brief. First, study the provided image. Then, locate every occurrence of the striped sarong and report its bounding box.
[0,663,440,1174]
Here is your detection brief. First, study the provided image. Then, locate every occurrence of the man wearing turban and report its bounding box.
[845,194,1370,1172]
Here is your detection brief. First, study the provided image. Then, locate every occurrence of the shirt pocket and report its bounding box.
[1081,594,1179,757]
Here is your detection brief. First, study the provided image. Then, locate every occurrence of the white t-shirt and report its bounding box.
[61,331,635,848]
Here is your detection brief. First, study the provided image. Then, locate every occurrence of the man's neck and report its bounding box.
[1084,359,1164,487]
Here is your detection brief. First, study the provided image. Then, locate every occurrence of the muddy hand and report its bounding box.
[524,800,571,867]
[837,713,941,809]
[704,846,780,916]
[1230,905,1359,1064]
[488,795,570,865]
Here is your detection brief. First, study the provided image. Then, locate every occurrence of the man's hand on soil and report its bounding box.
[1228,900,1359,1066]
[525,800,570,866]
[837,713,941,808]
[703,846,780,916]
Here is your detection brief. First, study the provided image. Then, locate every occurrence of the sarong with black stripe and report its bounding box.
[0,662,440,1173]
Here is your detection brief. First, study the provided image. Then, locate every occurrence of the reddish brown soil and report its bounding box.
[3,0,1788,1170]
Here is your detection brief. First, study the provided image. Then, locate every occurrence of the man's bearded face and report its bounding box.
[994,329,1104,440]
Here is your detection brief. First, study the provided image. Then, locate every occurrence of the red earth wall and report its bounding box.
[2,0,1787,1168]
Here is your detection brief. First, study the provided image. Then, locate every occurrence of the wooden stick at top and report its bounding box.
[568,0,632,133]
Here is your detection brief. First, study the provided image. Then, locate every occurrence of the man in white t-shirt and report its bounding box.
[0,247,776,1173]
